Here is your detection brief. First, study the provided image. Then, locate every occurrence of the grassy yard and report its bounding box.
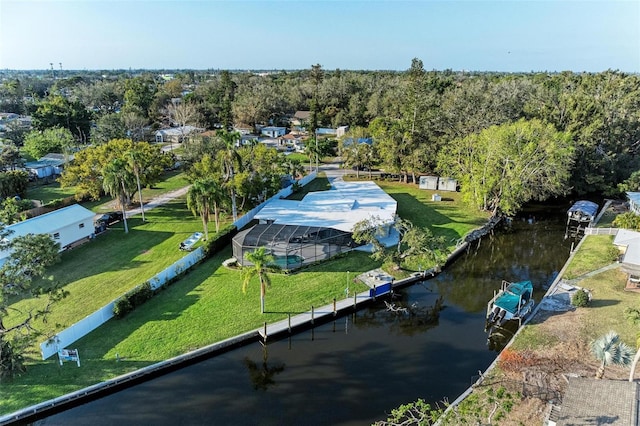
[25,170,190,213]
[26,182,76,205]
[1,178,490,415]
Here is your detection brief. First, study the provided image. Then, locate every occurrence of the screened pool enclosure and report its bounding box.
[232,223,358,270]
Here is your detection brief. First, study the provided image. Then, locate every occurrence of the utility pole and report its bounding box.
[315,129,319,172]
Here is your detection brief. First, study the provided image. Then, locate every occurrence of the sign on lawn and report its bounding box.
[58,348,80,367]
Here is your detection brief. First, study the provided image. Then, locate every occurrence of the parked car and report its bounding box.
[95,211,124,226]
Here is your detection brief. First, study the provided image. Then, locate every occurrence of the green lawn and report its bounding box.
[1,179,490,415]
[563,235,617,280]
[512,235,637,350]
[375,181,489,245]
[25,171,190,214]
[26,182,76,205]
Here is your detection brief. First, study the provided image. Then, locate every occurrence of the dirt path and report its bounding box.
[125,185,190,218]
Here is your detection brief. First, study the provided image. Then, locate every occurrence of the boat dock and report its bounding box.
[257,268,433,341]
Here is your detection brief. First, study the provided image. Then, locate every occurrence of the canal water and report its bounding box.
[38,212,572,426]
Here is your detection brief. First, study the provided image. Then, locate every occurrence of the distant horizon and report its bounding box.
[1,1,639,73]
[1,67,637,75]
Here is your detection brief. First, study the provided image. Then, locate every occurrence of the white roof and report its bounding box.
[614,229,640,266]
[255,180,397,232]
[5,204,95,238]
[155,126,202,136]
[628,192,640,206]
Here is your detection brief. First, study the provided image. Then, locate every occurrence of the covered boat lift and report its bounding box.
[566,200,599,238]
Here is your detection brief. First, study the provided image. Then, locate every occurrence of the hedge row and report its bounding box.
[113,282,153,318]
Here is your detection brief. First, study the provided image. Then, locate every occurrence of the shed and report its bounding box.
[419,176,438,190]
[0,204,95,265]
[437,177,458,192]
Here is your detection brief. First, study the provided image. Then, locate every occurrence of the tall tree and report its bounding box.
[23,127,75,160]
[242,247,277,314]
[91,113,126,144]
[61,139,171,201]
[438,118,575,215]
[309,64,324,135]
[32,95,93,143]
[216,129,242,221]
[187,178,224,238]
[101,158,134,233]
[0,232,62,378]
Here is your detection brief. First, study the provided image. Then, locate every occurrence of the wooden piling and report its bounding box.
[311,305,314,324]
[333,298,336,316]
[288,313,291,333]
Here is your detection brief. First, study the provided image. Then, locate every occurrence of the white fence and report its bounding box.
[39,172,318,359]
[40,247,205,359]
[584,227,619,235]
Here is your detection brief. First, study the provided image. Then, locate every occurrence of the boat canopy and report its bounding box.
[494,281,533,314]
[567,200,599,222]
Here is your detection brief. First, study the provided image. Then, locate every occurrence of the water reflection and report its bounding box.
[37,213,571,425]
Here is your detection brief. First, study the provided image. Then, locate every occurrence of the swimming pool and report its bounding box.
[270,254,304,268]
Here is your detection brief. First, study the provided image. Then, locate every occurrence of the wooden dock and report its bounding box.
[258,290,375,340]
[257,268,436,341]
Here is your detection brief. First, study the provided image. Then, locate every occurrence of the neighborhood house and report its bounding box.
[233,181,397,270]
[0,204,96,266]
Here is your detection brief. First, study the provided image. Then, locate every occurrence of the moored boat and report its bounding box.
[485,280,535,329]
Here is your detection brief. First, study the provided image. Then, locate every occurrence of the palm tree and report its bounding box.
[186,178,224,239]
[128,147,145,222]
[102,158,134,234]
[591,331,634,379]
[242,247,276,314]
[217,129,242,221]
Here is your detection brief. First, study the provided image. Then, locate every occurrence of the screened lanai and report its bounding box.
[232,223,357,270]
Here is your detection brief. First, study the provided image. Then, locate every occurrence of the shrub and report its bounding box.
[113,282,153,318]
[607,246,621,262]
[571,288,590,307]
[613,212,640,230]
[203,225,237,258]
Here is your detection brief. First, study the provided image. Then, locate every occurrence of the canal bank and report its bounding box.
[436,200,616,425]
[28,211,570,426]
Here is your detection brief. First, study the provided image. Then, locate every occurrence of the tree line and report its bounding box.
[3,63,639,205]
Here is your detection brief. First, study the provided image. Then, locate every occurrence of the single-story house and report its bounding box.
[233,181,397,270]
[291,111,311,127]
[261,126,287,138]
[0,204,96,265]
[155,126,203,144]
[24,153,71,179]
[613,228,640,286]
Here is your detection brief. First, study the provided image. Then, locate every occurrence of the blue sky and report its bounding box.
[1,0,638,72]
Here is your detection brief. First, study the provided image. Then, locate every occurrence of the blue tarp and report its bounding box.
[567,200,598,221]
